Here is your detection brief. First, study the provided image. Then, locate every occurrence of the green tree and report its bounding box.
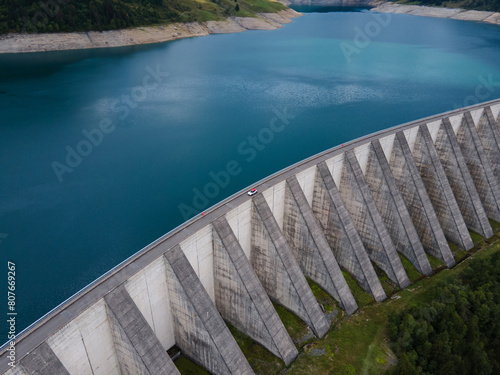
[388,253,500,375]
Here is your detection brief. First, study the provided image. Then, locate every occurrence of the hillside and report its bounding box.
[391,0,500,12]
[0,0,287,34]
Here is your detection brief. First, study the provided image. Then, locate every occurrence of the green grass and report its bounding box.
[425,253,446,272]
[448,240,468,262]
[342,270,374,308]
[445,228,486,263]
[284,306,394,375]
[426,253,445,270]
[447,221,500,263]
[469,230,484,244]
[489,219,500,232]
[374,264,400,297]
[399,255,423,283]
[239,0,287,13]
[175,356,210,375]
[227,322,286,374]
[307,279,338,314]
[273,303,311,346]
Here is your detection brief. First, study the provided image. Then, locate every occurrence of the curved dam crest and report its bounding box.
[2,99,500,374]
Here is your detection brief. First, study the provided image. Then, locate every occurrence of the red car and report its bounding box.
[247,188,258,196]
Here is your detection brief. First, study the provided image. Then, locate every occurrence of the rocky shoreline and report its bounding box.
[1,2,500,54]
[0,9,301,54]
[370,1,500,25]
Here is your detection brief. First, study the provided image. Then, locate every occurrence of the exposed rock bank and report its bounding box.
[371,1,500,25]
[0,9,301,54]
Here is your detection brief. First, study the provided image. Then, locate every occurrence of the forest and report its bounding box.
[387,252,500,375]
[0,0,286,34]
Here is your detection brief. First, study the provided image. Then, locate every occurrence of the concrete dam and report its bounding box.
[2,99,500,374]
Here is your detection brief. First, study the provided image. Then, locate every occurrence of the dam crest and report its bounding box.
[2,99,500,374]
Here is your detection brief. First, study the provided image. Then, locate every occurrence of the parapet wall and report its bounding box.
[2,99,500,374]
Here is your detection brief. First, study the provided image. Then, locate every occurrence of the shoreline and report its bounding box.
[1,2,500,54]
[370,1,500,25]
[0,9,301,54]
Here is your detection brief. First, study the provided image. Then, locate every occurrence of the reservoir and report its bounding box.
[1,7,500,339]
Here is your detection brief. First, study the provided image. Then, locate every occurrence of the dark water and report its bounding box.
[1,9,500,340]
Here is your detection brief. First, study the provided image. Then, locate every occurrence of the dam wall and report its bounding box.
[2,99,500,374]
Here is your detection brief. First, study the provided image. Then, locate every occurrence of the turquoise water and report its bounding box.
[1,9,500,339]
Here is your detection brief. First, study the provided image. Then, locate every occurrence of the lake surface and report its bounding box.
[1,8,500,340]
